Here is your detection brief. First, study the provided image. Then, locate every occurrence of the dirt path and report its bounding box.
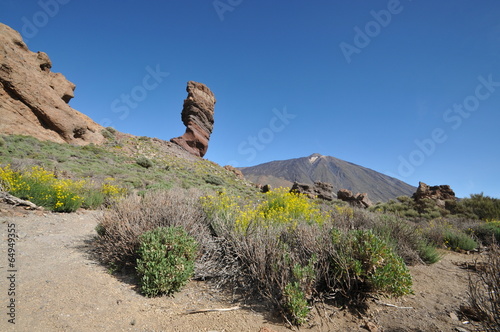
[0,204,487,331]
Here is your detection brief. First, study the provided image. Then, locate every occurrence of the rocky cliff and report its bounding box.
[0,23,104,145]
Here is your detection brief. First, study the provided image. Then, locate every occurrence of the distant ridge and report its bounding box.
[239,153,416,203]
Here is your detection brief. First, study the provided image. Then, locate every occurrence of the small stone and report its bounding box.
[449,311,459,320]
[363,320,379,332]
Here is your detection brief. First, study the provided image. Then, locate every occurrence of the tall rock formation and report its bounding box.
[0,23,104,145]
[170,81,216,158]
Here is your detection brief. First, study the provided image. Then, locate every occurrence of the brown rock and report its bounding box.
[261,184,272,193]
[290,181,334,201]
[363,321,379,332]
[337,189,373,208]
[0,23,104,145]
[170,81,216,157]
[223,165,244,180]
[412,181,456,207]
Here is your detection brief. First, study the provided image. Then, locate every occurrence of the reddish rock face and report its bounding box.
[170,81,216,158]
[170,81,216,157]
[0,23,104,145]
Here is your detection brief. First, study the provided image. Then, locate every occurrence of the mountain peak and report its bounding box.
[308,153,323,163]
[240,154,416,202]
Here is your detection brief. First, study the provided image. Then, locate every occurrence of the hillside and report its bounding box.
[240,153,416,202]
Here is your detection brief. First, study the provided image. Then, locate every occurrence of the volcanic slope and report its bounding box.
[239,153,416,202]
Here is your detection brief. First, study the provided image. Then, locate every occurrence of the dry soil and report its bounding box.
[0,203,488,332]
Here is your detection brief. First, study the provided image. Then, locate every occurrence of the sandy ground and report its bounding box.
[0,203,488,332]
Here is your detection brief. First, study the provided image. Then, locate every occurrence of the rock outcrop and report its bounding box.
[412,182,456,207]
[337,189,373,208]
[290,181,335,201]
[170,81,216,158]
[223,165,244,180]
[0,23,104,145]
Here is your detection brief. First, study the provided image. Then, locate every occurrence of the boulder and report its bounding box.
[170,81,216,157]
[261,184,272,193]
[412,182,457,207]
[337,189,373,208]
[0,23,104,145]
[290,181,334,201]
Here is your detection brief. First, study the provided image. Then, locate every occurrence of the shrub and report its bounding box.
[472,221,500,245]
[93,189,209,268]
[370,214,441,265]
[201,188,329,233]
[201,192,413,325]
[203,174,224,186]
[136,226,198,297]
[283,282,310,325]
[206,219,323,325]
[467,242,500,330]
[0,165,126,212]
[443,230,477,251]
[333,230,413,297]
[0,136,5,147]
[461,193,500,221]
[136,156,153,168]
[332,209,441,265]
[416,242,442,264]
[101,128,115,140]
[0,165,82,212]
[106,127,117,134]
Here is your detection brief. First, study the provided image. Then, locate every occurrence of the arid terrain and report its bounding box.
[0,202,487,332]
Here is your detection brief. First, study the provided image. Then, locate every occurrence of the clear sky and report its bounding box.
[1,0,499,198]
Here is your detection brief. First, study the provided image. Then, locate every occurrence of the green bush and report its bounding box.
[0,136,5,147]
[203,174,224,186]
[136,156,153,169]
[136,226,198,297]
[471,222,500,245]
[101,128,115,140]
[106,127,117,134]
[370,214,441,265]
[460,193,500,221]
[443,230,477,251]
[333,230,413,296]
[283,282,309,325]
[417,241,442,264]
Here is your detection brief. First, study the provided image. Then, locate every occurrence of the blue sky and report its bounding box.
[1,0,499,198]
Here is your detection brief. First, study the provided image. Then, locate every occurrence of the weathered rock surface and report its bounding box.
[223,165,244,180]
[0,23,104,145]
[290,181,335,201]
[337,189,373,208]
[412,181,457,207]
[170,81,216,157]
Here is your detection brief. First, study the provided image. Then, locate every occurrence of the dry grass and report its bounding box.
[93,188,210,268]
[467,242,500,331]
